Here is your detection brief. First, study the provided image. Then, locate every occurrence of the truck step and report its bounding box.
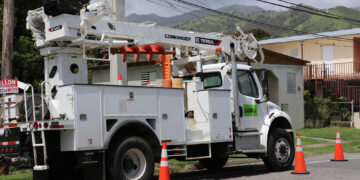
[234,131,262,137]
[241,149,267,153]
[33,144,45,147]
[33,165,49,170]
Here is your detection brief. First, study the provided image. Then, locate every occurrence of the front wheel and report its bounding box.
[108,137,154,180]
[263,128,294,171]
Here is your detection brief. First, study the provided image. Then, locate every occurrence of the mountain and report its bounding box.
[171,6,360,38]
[126,5,264,26]
[217,5,264,15]
[353,7,360,11]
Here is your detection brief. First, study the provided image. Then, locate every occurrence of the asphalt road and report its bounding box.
[170,153,360,180]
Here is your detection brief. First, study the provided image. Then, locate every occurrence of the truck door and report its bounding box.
[236,70,267,131]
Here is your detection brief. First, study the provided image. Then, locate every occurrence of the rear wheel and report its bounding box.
[263,128,294,171]
[108,137,154,180]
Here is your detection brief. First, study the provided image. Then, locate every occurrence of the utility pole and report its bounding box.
[1,0,14,80]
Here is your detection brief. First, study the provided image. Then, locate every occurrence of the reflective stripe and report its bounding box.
[296,146,303,152]
[117,80,123,85]
[0,124,17,128]
[161,149,168,157]
[296,138,302,146]
[296,145,302,147]
[336,132,340,138]
[336,139,342,143]
[160,160,168,167]
[0,141,19,146]
[9,124,17,128]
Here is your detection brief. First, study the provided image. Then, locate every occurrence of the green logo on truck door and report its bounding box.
[244,104,258,117]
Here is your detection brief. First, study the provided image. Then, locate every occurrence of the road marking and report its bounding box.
[307,156,360,164]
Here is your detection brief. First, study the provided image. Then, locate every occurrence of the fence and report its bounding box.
[304,62,360,80]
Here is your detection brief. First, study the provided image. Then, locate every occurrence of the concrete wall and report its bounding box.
[252,64,305,129]
[354,112,360,129]
[261,34,357,65]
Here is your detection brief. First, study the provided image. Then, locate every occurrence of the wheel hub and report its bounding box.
[274,138,290,163]
[122,148,146,180]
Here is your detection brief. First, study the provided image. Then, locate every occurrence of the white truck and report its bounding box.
[0,1,295,179]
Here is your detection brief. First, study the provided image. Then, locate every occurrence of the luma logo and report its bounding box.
[244,105,258,117]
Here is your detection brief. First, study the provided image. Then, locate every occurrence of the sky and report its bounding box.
[91,0,360,17]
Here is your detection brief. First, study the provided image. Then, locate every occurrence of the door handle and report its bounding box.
[239,106,243,117]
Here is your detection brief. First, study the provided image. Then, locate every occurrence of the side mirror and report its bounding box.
[261,70,268,90]
[263,90,269,102]
[261,70,269,101]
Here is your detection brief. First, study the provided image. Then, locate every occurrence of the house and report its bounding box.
[91,49,309,129]
[259,28,360,111]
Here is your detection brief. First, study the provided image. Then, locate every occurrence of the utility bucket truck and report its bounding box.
[0,1,295,180]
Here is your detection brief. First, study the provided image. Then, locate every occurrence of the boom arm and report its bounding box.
[79,1,264,63]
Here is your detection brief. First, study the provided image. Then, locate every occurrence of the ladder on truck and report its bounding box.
[23,82,49,170]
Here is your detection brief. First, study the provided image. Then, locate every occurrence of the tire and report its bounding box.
[199,156,228,170]
[263,128,295,171]
[108,137,154,180]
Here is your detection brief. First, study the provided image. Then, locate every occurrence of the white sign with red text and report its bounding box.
[0,79,19,94]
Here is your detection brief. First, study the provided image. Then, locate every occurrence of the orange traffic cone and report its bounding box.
[159,143,170,180]
[117,74,123,85]
[331,129,348,161]
[291,135,310,174]
[147,80,151,87]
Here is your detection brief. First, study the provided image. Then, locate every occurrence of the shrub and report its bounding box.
[304,90,351,128]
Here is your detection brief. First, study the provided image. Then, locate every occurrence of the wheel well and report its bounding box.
[269,117,293,137]
[106,122,161,162]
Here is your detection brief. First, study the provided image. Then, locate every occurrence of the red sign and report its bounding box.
[0,79,18,94]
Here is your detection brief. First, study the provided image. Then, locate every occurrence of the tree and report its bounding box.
[1,0,14,80]
[248,28,271,40]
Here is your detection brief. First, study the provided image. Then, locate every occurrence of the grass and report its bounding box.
[168,159,198,173]
[298,137,324,146]
[0,170,32,180]
[303,141,360,156]
[297,127,360,141]
[296,127,360,156]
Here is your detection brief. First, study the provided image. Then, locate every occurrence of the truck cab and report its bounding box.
[199,63,295,170]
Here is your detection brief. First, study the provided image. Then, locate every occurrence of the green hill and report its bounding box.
[171,6,360,39]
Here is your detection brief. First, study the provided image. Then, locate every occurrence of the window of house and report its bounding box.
[290,49,298,57]
[237,70,259,98]
[287,72,296,94]
[141,71,157,85]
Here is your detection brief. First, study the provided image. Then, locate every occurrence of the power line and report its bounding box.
[172,0,359,43]
[157,0,221,20]
[278,0,360,24]
[256,0,360,24]
[145,0,210,20]
[194,0,209,8]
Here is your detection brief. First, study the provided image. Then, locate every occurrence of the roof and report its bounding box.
[259,28,360,45]
[255,48,310,66]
